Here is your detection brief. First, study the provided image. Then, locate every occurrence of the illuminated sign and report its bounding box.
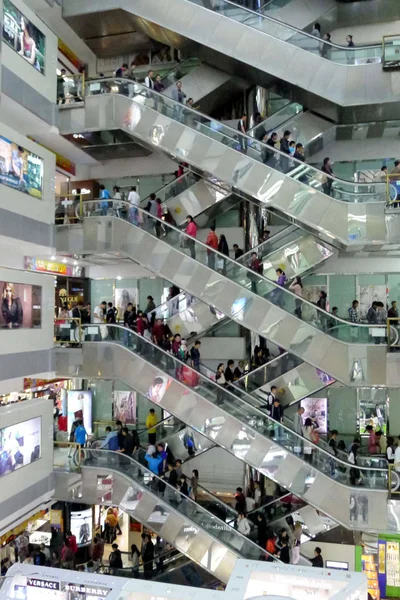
[64,584,110,597]
[24,256,81,277]
[27,579,59,590]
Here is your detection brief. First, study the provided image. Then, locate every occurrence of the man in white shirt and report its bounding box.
[144,69,154,89]
[128,186,140,206]
[94,301,106,323]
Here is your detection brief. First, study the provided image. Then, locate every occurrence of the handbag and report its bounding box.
[215,256,224,270]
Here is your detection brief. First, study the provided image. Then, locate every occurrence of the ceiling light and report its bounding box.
[62,258,68,263]
[51,255,56,260]
[73,260,78,266]
[116,276,123,280]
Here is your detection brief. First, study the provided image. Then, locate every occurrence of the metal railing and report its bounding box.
[388,463,400,496]
[58,72,85,105]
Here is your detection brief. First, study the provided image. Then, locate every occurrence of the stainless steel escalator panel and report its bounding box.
[162,179,232,227]
[57,92,391,248]
[56,217,388,387]
[247,359,335,406]
[69,463,239,583]
[55,341,389,531]
[62,0,394,109]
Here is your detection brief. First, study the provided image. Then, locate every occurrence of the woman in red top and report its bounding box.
[185,215,197,259]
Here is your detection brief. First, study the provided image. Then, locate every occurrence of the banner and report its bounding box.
[58,38,85,72]
[0,136,43,198]
[113,391,136,423]
[0,281,42,329]
[2,0,46,74]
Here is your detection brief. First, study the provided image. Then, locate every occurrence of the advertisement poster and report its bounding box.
[70,508,92,547]
[386,541,400,587]
[147,375,172,405]
[359,399,387,435]
[67,390,92,434]
[358,284,387,319]
[113,391,136,423]
[0,136,43,198]
[0,417,41,477]
[0,281,42,329]
[301,397,327,433]
[115,287,136,321]
[2,0,46,74]
[361,553,380,600]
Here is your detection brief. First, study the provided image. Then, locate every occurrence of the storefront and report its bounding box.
[0,509,50,564]
[356,535,400,599]
[24,256,88,315]
[0,379,70,408]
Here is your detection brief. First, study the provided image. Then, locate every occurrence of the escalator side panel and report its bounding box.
[56,217,388,387]
[55,343,389,531]
[57,92,389,248]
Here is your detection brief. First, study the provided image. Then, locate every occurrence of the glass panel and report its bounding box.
[72,199,388,345]
[235,353,303,393]
[189,0,382,66]
[75,448,274,560]
[78,323,388,489]
[141,171,200,208]
[248,102,303,141]
[82,78,386,204]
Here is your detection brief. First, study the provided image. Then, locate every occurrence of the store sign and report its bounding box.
[27,578,59,590]
[58,38,85,72]
[55,153,76,176]
[63,585,110,597]
[25,256,82,277]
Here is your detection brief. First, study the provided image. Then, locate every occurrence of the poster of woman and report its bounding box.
[113,391,136,423]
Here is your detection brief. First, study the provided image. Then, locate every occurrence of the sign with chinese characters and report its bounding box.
[386,541,400,587]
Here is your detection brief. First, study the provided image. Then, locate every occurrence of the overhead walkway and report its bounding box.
[62,0,396,114]
[56,202,390,386]
[57,83,397,250]
[55,324,390,530]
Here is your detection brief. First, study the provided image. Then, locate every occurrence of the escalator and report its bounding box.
[54,448,276,582]
[57,80,395,249]
[56,200,389,386]
[62,0,395,116]
[55,324,390,531]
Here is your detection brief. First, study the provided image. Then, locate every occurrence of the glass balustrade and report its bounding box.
[235,353,304,393]
[190,0,381,65]
[81,78,386,204]
[67,199,388,346]
[73,448,275,561]
[249,102,303,141]
[74,323,388,489]
[141,171,200,208]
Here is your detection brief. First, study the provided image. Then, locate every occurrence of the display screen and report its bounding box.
[0,417,41,477]
[70,508,92,548]
[0,281,42,329]
[0,135,44,198]
[67,390,92,435]
[2,0,46,74]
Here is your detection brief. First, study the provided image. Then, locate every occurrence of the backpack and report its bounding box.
[108,434,119,451]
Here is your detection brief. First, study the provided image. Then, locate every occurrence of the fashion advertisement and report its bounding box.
[67,390,92,434]
[70,508,92,547]
[301,397,328,434]
[112,391,136,423]
[0,281,42,329]
[0,135,43,198]
[146,375,172,405]
[2,0,46,74]
[115,287,136,321]
[0,417,41,477]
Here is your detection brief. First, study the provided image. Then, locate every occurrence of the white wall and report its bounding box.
[315,253,400,275]
[0,121,56,224]
[0,397,53,504]
[200,337,245,362]
[86,263,154,280]
[0,267,54,356]
[301,541,356,571]
[86,154,177,180]
[1,0,58,102]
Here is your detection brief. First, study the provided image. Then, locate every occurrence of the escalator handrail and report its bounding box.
[92,435,238,518]
[68,199,388,336]
[205,0,382,53]
[80,80,386,199]
[238,225,300,262]
[78,323,388,475]
[82,447,279,561]
[140,171,199,207]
